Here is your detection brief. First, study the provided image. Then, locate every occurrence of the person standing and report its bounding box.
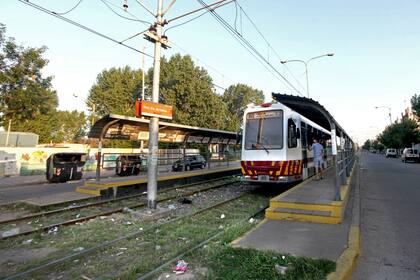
[311,138,324,180]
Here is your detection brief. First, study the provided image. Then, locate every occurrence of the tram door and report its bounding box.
[301,122,309,179]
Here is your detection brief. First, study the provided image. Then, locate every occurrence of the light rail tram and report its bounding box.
[241,101,332,183]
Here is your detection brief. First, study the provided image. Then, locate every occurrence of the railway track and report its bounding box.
[4,183,264,280]
[0,176,238,240]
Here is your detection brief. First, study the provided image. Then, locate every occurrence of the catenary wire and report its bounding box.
[18,0,153,58]
[236,2,306,92]
[99,0,151,25]
[197,0,303,95]
[134,0,155,17]
[52,0,84,15]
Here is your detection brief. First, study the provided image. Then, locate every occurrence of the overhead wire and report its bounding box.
[171,40,236,86]
[18,0,153,58]
[164,10,208,35]
[99,0,151,25]
[235,2,306,92]
[133,0,155,17]
[197,0,303,95]
[53,0,84,15]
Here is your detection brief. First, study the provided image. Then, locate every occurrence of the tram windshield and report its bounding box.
[244,110,283,150]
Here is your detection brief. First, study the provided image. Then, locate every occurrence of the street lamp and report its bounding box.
[281,53,334,98]
[374,106,392,125]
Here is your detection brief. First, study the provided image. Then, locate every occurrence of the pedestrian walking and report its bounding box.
[310,138,324,180]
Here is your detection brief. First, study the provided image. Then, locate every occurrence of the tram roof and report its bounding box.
[88,114,238,145]
[272,93,351,140]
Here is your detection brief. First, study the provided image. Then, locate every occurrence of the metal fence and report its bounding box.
[100,149,241,173]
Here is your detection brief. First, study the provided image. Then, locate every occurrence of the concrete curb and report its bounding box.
[327,156,361,280]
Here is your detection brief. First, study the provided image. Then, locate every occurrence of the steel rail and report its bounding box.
[137,204,268,280]
[4,185,247,280]
[0,178,239,240]
[0,176,235,226]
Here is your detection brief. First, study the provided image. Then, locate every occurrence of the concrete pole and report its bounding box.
[5,119,12,147]
[140,46,145,154]
[331,126,341,201]
[147,0,164,209]
[304,63,309,98]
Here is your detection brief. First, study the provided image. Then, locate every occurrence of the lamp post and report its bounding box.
[281,53,334,98]
[374,106,392,125]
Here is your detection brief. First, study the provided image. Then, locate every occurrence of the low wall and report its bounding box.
[0,146,199,176]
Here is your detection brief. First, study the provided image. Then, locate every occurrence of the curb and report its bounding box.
[327,156,361,280]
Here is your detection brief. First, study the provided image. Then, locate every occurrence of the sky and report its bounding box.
[1,0,419,144]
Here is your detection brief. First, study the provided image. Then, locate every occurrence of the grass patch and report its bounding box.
[202,247,335,280]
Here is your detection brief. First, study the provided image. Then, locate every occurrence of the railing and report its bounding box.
[99,150,241,174]
[336,147,356,198]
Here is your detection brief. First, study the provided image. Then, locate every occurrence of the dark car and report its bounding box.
[172,155,206,171]
[115,154,144,176]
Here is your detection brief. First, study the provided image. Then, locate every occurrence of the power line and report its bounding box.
[99,0,151,25]
[164,10,208,34]
[133,0,155,17]
[18,0,153,58]
[53,0,84,15]
[171,41,235,85]
[235,2,306,92]
[197,0,303,95]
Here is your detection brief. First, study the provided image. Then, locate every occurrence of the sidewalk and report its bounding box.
[0,169,115,189]
[232,161,361,279]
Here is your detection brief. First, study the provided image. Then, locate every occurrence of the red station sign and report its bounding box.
[135,100,173,120]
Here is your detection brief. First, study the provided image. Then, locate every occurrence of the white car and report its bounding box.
[385,148,397,158]
[401,148,419,163]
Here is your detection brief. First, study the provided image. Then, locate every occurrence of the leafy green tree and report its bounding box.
[87,66,146,118]
[0,23,58,130]
[54,110,87,142]
[222,83,264,131]
[378,118,420,149]
[362,139,371,150]
[411,94,420,118]
[155,54,229,129]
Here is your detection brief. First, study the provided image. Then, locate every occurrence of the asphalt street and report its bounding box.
[352,152,420,280]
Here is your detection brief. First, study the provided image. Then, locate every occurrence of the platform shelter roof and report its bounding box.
[88,114,238,145]
[272,93,351,140]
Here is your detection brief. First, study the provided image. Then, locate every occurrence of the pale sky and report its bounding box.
[1,0,419,144]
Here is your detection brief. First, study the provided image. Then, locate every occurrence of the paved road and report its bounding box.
[352,152,420,280]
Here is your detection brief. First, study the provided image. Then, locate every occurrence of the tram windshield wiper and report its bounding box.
[251,142,270,154]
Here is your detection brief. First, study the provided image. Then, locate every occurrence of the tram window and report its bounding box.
[288,119,298,148]
[301,122,308,147]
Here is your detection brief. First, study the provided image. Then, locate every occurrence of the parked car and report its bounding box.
[172,155,206,171]
[401,148,419,163]
[385,148,397,158]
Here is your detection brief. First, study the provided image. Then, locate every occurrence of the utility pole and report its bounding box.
[140,46,145,153]
[147,0,164,209]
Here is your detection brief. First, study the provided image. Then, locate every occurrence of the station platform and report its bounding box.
[76,164,241,196]
[266,167,352,224]
[232,159,360,279]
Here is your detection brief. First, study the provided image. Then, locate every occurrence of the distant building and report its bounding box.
[0,132,39,147]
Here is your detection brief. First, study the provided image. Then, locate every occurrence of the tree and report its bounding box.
[378,119,420,149]
[55,110,87,142]
[411,94,420,118]
[222,83,264,131]
[0,23,58,130]
[87,66,146,118]
[362,139,371,150]
[155,54,229,129]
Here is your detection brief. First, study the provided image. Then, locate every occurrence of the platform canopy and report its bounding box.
[88,114,238,145]
[272,93,351,141]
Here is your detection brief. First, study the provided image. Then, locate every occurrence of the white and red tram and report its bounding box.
[241,101,331,183]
